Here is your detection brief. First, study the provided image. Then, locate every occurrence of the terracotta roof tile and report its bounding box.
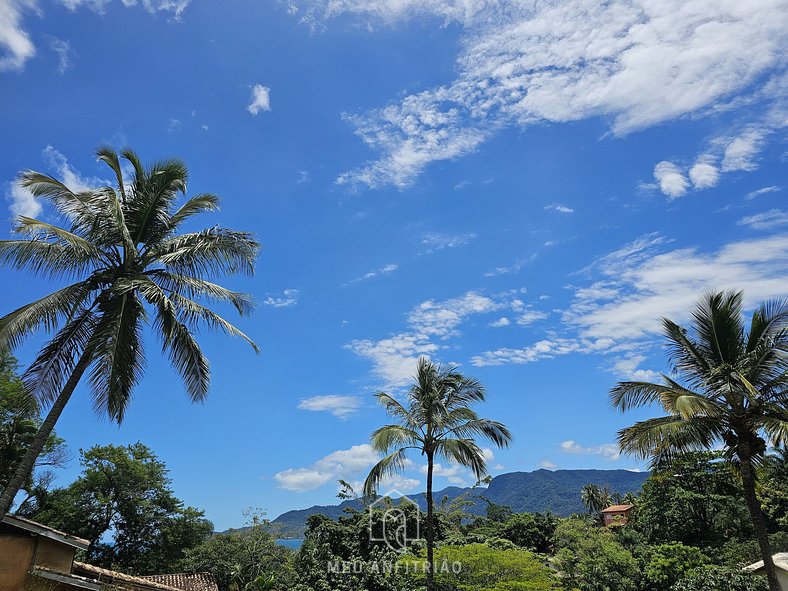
[72,562,182,591]
[138,573,219,591]
[601,504,635,513]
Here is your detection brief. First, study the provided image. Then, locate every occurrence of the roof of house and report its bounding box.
[72,562,183,591]
[743,552,788,573]
[31,566,102,591]
[601,504,635,513]
[2,514,90,550]
[139,573,219,591]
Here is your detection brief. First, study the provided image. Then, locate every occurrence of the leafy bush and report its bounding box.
[642,543,708,590]
[671,566,768,591]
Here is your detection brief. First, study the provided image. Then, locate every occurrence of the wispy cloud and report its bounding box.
[345,263,398,285]
[746,186,781,200]
[248,84,271,115]
[264,289,299,308]
[420,231,476,253]
[738,209,788,231]
[544,203,574,214]
[484,255,536,277]
[297,0,788,189]
[297,395,363,419]
[48,36,72,74]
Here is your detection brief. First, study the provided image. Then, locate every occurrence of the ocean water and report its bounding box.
[276,538,304,549]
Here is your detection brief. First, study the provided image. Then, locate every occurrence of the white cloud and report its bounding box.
[167,118,182,133]
[5,182,40,219]
[746,185,780,200]
[653,161,689,199]
[473,232,788,371]
[544,203,574,214]
[248,84,271,115]
[539,460,557,470]
[346,262,399,285]
[274,443,380,492]
[346,332,437,388]
[299,0,788,188]
[515,308,548,326]
[60,0,190,17]
[721,128,767,172]
[688,160,719,189]
[738,209,788,231]
[264,289,299,308]
[408,291,501,338]
[0,0,35,72]
[297,394,363,419]
[489,317,510,328]
[560,440,620,461]
[484,255,536,277]
[420,231,475,252]
[48,36,72,74]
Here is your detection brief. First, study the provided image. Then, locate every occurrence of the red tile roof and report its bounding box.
[601,504,635,513]
[138,573,219,591]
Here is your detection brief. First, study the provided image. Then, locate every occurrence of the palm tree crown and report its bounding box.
[610,290,788,591]
[0,147,260,520]
[363,357,512,498]
[0,147,260,422]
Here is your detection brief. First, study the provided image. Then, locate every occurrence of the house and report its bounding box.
[0,514,191,591]
[601,504,634,527]
[744,552,788,590]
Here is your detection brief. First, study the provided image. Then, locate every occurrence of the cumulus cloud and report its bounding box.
[738,209,788,231]
[296,0,788,188]
[653,161,689,199]
[688,160,719,189]
[264,289,299,308]
[274,444,409,492]
[560,440,620,461]
[297,394,364,419]
[539,460,557,470]
[489,317,510,328]
[248,84,271,115]
[5,182,40,219]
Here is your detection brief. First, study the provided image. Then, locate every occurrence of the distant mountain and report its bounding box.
[260,469,648,539]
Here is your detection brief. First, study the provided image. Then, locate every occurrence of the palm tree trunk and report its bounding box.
[426,450,435,591]
[0,354,91,521]
[739,441,780,591]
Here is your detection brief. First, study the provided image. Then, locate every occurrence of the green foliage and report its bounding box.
[634,452,750,546]
[0,350,67,500]
[641,543,708,590]
[553,518,640,591]
[497,512,557,553]
[27,442,212,573]
[671,566,768,591]
[399,543,561,591]
[180,516,294,591]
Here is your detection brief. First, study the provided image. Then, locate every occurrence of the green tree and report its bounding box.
[671,566,768,591]
[553,518,640,591]
[363,357,512,591]
[0,351,68,499]
[28,442,212,572]
[634,452,750,546]
[0,147,260,519]
[399,542,562,591]
[610,291,788,591]
[498,512,556,554]
[580,484,612,515]
[641,542,708,591]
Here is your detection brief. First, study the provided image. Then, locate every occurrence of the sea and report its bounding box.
[276,538,304,549]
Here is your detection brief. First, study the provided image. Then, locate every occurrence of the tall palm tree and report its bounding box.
[0,147,260,520]
[363,357,512,591]
[610,291,788,591]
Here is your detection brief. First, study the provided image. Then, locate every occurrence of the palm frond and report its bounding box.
[0,240,97,279]
[618,415,722,468]
[447,419,512,448]
[370,425,422,453]
[692,290,745,367]
[0,282,95,350]
[149,228,260,278]
[96,145,127,202]
[169,193,220,230]
[436,438,486,479]
[610,379,673,411]
[146,270,254,316]
[87,293,146,423]
[363,449,409,498]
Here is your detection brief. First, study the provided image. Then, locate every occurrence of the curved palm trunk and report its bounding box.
[0,355,91,521]
[739,441,779,591]
[425,450,435,591]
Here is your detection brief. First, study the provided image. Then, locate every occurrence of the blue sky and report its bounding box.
[1,0,786,530]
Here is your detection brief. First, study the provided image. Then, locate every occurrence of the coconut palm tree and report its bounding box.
[0,147,260,520]
[610,291,788,591]
[363,357,512,591]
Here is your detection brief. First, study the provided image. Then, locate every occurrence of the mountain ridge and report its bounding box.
[249,468,648,538]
